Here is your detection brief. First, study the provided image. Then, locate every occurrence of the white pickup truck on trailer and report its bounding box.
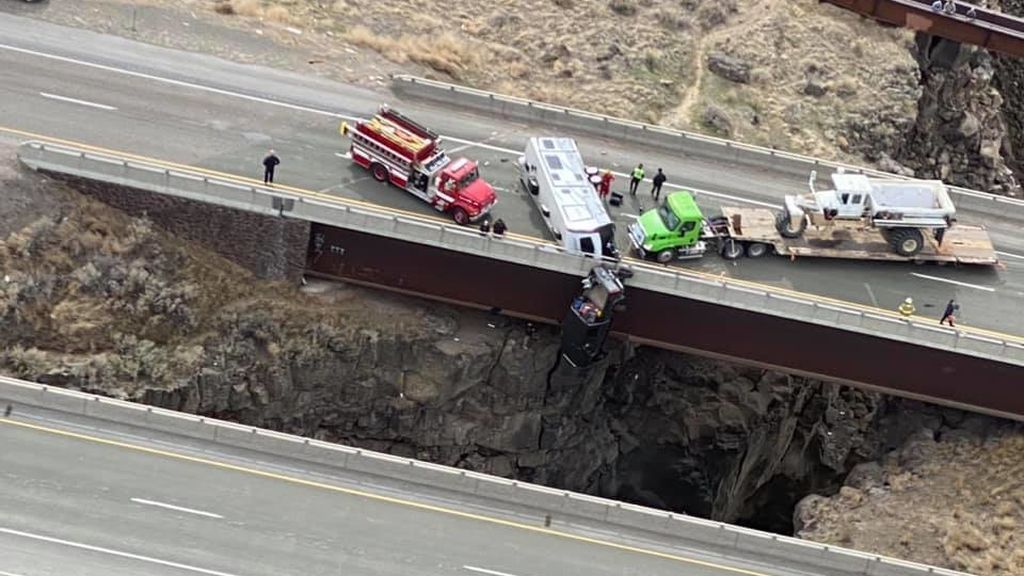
[517,137,619,259]
[778,170,958,257]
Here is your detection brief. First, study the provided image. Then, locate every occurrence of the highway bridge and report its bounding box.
[2,14,1024,416]
[0,375,975,576]
[822,0,1024,58]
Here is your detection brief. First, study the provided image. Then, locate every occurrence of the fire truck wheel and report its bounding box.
[745,242,770,258]
[720,238,743,260]
[656,249,675,264]
[451,208,470,225]
[370,163,389,183]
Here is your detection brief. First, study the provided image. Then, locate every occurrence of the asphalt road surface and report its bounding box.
[0,12,1022,338]
[0,405,842,576]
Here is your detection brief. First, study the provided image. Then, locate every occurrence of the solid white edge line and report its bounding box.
[39,92,117,111]
[910,272,997,292]
[464,565,521,576]
[0,527,242,576]
[0,570,29,576]
[130,497,224,519]
[996,250,1024,260]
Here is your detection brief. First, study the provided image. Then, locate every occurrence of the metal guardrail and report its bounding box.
[390,75,1024,222]
[0,375,977,576]
[15,140,1024,368]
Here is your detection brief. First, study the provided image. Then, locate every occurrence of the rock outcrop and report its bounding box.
[891,36,1021,195]
[795,414,1024,575]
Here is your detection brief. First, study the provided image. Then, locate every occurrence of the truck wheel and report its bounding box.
[370,163,390,183]
[776,211,807,239]
[745,242,770,258]
[889,228,924,257]
[451,207,470,226]
[656,249,675,264]
[720,238,743,260]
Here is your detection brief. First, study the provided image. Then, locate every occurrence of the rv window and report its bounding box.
[579,237,596,254]
[545,155,563,171]
[840,193,850,204]
[851,194,863,204]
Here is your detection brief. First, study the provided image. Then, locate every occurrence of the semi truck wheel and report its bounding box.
[889,228,924,257]
[656,249,675,263]
[451,207,470,225]
[720,238,743,260]
[371,163,389,183]
[745,242,770,258]
[775,211,806,239]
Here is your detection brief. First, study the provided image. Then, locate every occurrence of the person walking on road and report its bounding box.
[263,149,280,185]
[629,163,645,196]
[898,297,916,318]
[599,170,615,202]
[651,168,667,202]
[940,298,959,326]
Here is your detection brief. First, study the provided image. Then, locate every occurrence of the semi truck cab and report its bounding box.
[628,192,708,263]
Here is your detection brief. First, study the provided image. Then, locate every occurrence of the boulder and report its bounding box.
[707,52,751,84]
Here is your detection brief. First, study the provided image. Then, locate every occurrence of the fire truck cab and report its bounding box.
[342,106,497,225]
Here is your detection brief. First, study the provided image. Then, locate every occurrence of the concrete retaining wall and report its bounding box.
[42,166,308,282]
[0,375,975,576]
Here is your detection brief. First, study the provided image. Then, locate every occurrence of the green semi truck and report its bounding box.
[627,173,999,266]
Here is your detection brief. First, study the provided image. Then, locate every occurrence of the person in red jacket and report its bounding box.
[598,170,615,201]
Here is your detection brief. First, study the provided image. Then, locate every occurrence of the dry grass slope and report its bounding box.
[204,0,918,160]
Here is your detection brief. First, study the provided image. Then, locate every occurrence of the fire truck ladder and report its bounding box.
[379,105,440,141]
[364,115,432,157]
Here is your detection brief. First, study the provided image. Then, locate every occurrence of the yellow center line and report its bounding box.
[0,417,771,576]
[4,125,1022,346]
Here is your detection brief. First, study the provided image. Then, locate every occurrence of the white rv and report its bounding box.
[517,137,618,258]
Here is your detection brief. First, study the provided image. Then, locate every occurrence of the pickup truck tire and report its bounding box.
[889,228,924,257]
[656,249,675,264]
[776,211,806,239]
[745,242,770,258]
[371,163,389,183]
[720,238,744,260]
[450,207,470,226]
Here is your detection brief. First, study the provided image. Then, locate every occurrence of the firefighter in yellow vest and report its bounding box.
[629,163,645,196]
[898,297,916,317]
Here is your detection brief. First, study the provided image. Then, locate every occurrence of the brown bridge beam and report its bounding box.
[308,223,1024,422]
[822,0,1024,57]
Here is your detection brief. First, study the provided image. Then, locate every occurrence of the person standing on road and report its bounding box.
[898,297,916,318]
[940,298,959,326]
[599,170,615,202]
[651,168,667,202]
[263,149,280,185]
[492,219,508,236]
[629,163,644,196]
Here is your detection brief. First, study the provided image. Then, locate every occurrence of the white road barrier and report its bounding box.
[0,375,976,576]
[16,140,1024,373]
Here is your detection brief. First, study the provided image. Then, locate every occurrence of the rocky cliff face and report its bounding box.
[889,35,1021,195]
[993,0,1024,185]
[794,415,1024,576]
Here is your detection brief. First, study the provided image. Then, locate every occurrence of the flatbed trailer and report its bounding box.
[713,207,999,265]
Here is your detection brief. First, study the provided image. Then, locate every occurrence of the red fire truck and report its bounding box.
[341,105,497,225]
